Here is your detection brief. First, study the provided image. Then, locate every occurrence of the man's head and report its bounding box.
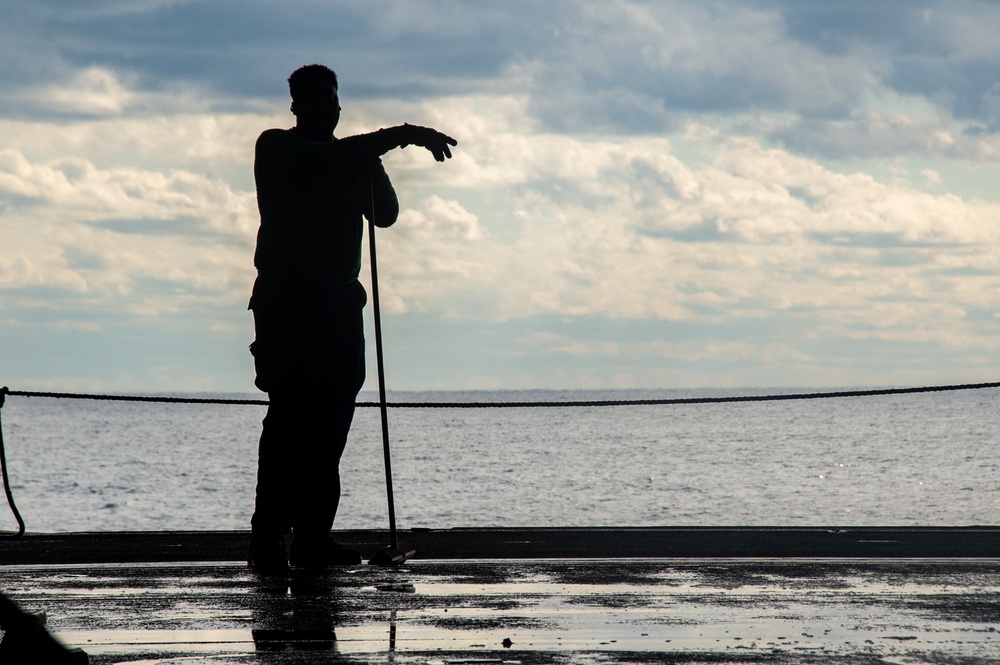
[288,64,340,136]
[289,64,338,102]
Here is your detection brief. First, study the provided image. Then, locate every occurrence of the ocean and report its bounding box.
[0,387,997,533]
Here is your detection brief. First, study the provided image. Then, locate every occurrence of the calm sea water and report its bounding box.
[0,388,997,533]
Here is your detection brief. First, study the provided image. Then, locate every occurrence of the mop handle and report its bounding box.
[368,182,398,550]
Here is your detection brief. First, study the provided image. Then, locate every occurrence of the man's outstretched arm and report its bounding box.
[340,123,457,162]
[257,124,457,176]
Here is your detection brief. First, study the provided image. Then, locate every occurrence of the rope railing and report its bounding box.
[3,380,1000,408]
[0,388,25,539]
[1,389,269,406]
[2,380,999,538]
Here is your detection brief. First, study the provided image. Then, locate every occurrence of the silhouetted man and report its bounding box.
[248,64,456,573]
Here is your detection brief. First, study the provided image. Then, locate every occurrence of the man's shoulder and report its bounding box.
[256,127,291,146]
[259,127,290,137]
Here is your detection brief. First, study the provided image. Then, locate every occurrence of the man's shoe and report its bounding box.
[290,535,362,568]
[247,533,289,575]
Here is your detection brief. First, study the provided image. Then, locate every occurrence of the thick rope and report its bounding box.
[2,390,268,406]
[0,387,26,539]
[2,381,999,408]
[378,380,1000,408]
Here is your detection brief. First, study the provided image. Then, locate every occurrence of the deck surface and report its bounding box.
[1,529,999,664]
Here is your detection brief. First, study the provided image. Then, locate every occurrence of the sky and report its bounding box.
[1,0,1000,393]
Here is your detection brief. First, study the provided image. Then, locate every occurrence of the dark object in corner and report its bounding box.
[0,591,89,664]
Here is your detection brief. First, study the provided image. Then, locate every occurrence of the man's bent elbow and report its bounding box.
[373,198,399,228]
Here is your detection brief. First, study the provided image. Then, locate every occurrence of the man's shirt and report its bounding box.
[252,128,399,293]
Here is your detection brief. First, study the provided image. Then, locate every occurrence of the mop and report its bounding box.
[366,182,415,566]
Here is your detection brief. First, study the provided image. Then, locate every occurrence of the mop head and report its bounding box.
[368,541,416,566]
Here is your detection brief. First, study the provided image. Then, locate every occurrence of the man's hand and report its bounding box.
[398,123,457,162]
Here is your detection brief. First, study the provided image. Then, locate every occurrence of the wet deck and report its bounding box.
[2,528,1000,664]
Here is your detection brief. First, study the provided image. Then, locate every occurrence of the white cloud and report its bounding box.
[0,146,257,309]
[33,67,135,116]
[357,94,1000,367]
[0,112,272,183]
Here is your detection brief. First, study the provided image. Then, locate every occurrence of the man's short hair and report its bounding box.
[288,64,338,101]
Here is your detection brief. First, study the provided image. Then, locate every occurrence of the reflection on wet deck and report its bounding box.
[4,557,1000,664]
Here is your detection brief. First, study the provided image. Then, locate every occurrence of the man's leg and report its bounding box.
[248,398,301,573]
[248,292,303,573]
[287,398,354,530]
[289,295,366,567]
[251,399,298,535]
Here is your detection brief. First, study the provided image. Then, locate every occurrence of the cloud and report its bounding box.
[770,107,1000,161]
[33,67,135,116]
[772,1,1000,118]
[356,93,1000,361]
[0,146,257,308]
[516,2,889,133]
